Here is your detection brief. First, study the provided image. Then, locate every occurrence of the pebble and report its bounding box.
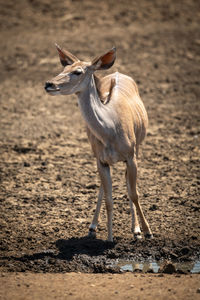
[161,262,176,274]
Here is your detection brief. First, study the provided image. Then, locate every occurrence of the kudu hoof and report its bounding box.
[88,228,96,239]
[145,233,154,240]
[134,232,142,240]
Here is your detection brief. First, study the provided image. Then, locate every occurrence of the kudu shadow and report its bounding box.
[2,236,115,264]
[55,236,115,260]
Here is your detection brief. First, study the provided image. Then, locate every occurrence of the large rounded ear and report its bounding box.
[55,43,79,67]
[91,47,116,70]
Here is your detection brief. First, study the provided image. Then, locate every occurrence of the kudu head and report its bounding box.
[44,44,116,95]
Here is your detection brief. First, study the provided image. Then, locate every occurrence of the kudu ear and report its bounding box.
[91,47,116,70]
[55,43,79,67]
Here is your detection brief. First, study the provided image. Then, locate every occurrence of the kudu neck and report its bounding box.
[77,74,116,145]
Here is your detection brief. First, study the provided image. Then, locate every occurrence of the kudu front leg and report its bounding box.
[126,167,142,239]
[97,160,113,242]
[126,157,153,239]
[88,184,103,238]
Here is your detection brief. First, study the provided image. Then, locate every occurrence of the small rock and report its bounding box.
[86,183,98,189]
[170,252,178,259]
[134,268,142,273]
[186,51,194,59]
[48,196,55,202]
[160,262,176,274]
[180,247,190,255]
[53,227,59,232]
[149,204,158,211]
[146,268,154,273]
[176,269,188,274]
[56,174,62,181]
[197,288,200,294]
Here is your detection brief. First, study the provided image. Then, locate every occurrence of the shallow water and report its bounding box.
[118,260,200,274]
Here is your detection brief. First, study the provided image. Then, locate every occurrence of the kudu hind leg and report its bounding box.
[88,184,103,238]
[126,168,142,239]
[126,158,153,239]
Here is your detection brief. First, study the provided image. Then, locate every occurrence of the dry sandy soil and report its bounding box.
[0,0,200,299]
[1,272,200,300]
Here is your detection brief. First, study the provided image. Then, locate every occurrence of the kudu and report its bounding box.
[45,45,153,242]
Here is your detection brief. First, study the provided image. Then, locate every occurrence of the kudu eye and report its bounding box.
[73,69,82,76]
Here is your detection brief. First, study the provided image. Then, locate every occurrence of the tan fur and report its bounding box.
[90,73,148,161]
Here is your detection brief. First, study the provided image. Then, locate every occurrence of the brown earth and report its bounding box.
[1,272,200,300]
[0,0,200,298]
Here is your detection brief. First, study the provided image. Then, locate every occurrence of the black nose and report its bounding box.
[45,82,54,90]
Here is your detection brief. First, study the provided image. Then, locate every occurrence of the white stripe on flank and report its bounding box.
[115,71,119,87]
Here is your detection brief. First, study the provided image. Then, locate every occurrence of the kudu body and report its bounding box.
[45,45,152,241]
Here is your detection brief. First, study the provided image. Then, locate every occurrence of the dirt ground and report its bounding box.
[0,0,200,298]
[1,272,200,300]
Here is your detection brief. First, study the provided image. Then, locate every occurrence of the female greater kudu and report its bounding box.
[45,45,153,242]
